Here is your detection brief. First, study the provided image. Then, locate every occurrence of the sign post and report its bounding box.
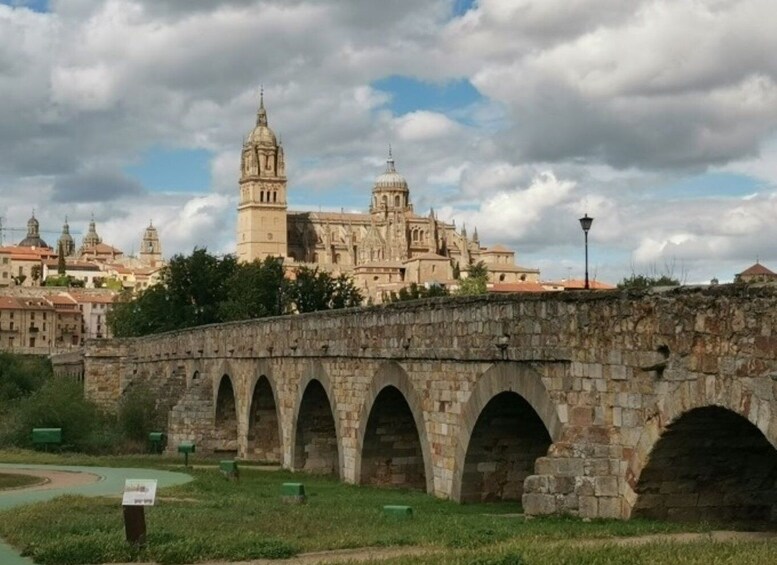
[122,479,157,546]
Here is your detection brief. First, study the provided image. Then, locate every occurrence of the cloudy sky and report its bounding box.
[2,0,777,284]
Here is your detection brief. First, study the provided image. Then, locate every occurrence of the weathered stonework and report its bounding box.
[78,286,777,521]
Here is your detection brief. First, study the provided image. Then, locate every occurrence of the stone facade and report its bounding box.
[235,96,539,302]
[78,285,777,522]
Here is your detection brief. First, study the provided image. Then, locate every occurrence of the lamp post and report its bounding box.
[579,214,594,290]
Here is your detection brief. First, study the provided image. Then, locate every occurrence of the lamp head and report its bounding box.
[579,214,594,233]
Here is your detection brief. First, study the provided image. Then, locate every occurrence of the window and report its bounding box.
[29,337,35,348]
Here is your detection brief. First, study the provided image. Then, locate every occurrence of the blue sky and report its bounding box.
[2,0,777,284]
[0,0,48,12]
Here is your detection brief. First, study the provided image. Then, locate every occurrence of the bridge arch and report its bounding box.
[213,373,239,454]
[451,363,562,502]
[291,364,342,477]
[246,372,282,463]
[354,362,433,493]
[625,379,777,521]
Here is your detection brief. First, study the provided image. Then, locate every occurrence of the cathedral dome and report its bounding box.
[373,150,408,192]
[18,213,48,248]
[247,90,277,146]
[248,124,277,146]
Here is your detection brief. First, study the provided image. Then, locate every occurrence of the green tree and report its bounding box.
[220,256,287,321]
[457,261,489,295]
[30,264,41,285]
[57,242,66,276]
[0,353,51,404]
[390,282,450,302]
[162,248,238,328]
[289,267,362,313]
[617,274,680,290]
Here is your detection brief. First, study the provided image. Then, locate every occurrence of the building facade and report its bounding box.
[235,97,539,300]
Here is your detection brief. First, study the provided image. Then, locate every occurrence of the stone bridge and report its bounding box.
[77,286,777,522]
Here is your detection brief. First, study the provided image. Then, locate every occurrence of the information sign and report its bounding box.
[122,479,158,507]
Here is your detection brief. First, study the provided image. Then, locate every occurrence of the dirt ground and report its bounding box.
[0,468,101,491]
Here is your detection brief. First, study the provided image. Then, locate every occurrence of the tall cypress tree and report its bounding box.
[57,241,66,276]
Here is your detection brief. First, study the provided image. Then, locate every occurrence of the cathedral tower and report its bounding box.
[236,90,288,262]
[57,217,75,257]
[139,221,163,267]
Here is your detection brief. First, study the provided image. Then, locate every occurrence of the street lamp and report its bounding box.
[579,214,594,290]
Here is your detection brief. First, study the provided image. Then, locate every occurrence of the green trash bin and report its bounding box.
[32,428,62,450]
[149,432,165,454]
[219,460,239,480]
[177,442,195,466]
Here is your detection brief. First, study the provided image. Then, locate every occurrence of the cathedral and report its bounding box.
[236,94,539,301]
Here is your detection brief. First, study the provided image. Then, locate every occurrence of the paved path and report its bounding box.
[0,463,192,565]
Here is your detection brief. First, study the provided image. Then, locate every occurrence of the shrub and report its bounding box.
[0,353,51,403]
[6,378,107,451]
[117,383,162,442]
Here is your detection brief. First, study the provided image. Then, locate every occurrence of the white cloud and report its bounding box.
[2,0,777,287]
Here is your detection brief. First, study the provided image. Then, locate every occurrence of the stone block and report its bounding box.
[594,476,619,497]
[523,493,557,516]
[579,495,598,517]
[598,497,622,519]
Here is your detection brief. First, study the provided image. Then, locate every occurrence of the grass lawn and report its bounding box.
[0,451,774,564]
[0,472,44,491]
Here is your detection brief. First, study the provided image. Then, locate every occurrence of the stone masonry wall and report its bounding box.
[81,286,777,520]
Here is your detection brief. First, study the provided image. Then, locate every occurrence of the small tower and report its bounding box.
[236,88,288,262]
[80,214,102,253]
[18,211,49,248]
[370,147,412,218]
[57,217,76,257]
[139,221,163,267]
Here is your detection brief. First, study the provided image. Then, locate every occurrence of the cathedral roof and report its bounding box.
[404,252,450,263]
[247,89,277,146]
[373,148,408,192]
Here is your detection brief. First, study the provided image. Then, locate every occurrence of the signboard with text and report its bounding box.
[122,479,157,507]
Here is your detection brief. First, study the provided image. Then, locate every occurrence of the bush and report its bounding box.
[117,383,162,442]
[0,353,51,404]
[4,378,109,452]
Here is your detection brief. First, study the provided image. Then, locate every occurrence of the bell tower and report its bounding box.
[236,89,288,262]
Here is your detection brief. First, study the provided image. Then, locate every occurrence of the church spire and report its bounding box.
[256,86,268,126]
[386,144,396,173]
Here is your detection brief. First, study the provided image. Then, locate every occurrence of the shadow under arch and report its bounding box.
[451,362,563,502]
[246,372,283,463]
[291,362,343,477]
[625,380,777,520]
[213,373,238,454]
[631,405,777,523]
[353,361,433,494]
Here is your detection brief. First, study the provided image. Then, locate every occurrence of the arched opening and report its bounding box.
[394,195,400,207]
[214,375,238,455]
[293,380,339,476]
[360,386,426,490]
[633,406,777,524]
[460,391,552,503]
[246,376,281,463]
